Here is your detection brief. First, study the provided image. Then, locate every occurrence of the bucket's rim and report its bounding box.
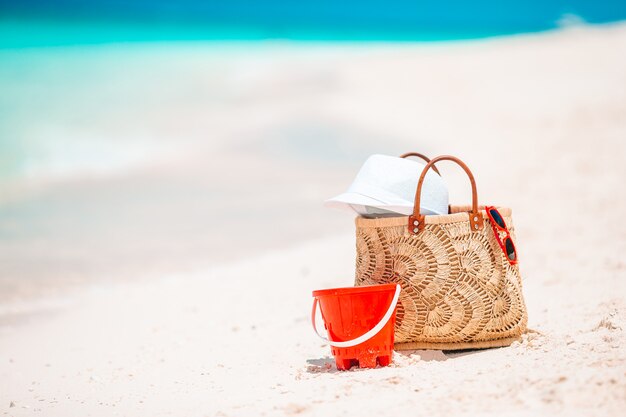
[312,283,397,297]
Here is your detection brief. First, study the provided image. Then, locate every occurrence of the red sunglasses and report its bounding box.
[485,206,518,265]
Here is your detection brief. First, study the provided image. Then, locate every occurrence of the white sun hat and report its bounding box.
[325,154,449,217]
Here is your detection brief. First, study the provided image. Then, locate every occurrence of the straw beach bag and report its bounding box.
[354,155,528,350]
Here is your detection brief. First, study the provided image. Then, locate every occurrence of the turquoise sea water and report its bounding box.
[0,17,530,49]
[1,1,626,47]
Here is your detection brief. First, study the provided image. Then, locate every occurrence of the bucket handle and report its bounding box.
[311,284,401,348]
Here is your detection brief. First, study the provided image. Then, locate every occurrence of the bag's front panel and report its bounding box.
[355,212,527,346]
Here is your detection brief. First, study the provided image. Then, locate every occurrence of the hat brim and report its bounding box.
[325,192,387,211]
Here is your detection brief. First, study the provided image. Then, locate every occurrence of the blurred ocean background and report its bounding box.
[2,1,625,185]
[2,1,626,48]
[1,1,625,300]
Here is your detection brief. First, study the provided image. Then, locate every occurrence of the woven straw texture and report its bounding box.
[355,205,528,350]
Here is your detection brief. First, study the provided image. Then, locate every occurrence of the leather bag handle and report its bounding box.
[399,152,441,175]
[408,155,483,234]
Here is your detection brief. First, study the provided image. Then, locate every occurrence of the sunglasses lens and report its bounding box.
[489,209,506,229]
[505,238,516,261]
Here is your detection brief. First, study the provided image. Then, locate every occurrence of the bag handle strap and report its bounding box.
[408,155,483,234]
[399,152,441,175]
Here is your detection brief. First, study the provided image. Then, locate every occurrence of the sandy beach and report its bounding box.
[1,23,626,416]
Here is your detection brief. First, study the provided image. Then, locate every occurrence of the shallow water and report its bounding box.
[0,42,394,300]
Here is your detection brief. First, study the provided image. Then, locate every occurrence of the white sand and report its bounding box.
[1,24,626,416]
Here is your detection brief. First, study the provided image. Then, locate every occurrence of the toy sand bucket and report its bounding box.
[312,284,400,370]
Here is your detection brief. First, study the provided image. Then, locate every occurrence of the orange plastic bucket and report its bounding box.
[312,284,400,370]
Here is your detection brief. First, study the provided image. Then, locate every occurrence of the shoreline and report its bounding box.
[2,23,626,301]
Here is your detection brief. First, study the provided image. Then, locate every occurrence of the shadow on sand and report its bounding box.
[305,347,493,373]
